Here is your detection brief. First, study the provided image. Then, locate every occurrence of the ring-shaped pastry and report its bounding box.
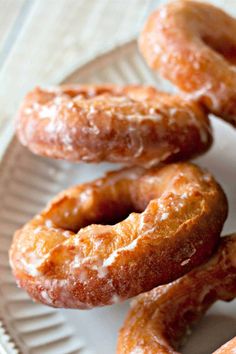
[117,234,236,354]
[140,1,236,127]
[10,163,227,309]
[16,84,212,166]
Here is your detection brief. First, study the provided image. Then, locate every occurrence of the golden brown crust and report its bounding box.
[16,85,212,166]
[139,0,236,127]
[117,234,236,354]
[10,163,227,309]
[213,337,236,354]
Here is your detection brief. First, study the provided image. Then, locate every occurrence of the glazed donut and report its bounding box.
[139,1,236,127]
[16,84,212,166]
[10,162,227,309]
[117,234,236,354]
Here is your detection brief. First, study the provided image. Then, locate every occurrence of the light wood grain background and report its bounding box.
[0,0,234,157]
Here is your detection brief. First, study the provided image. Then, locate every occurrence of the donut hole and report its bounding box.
[60,203,141,232]
[202,35,236,66]
[48,189,146,233]
[45,166,190,233]
[81,200,141,227]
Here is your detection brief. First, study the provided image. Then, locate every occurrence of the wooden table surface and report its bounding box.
[0,0,234,158]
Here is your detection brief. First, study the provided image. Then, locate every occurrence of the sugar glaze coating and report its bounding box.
[10,163,227,309]
[16,84,212,166]
[117,234,236,354]
[140,0,236,127]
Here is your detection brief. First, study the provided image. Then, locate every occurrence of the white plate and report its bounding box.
[0,38,236,354]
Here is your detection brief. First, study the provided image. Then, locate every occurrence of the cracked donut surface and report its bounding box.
[16,84,212,166]
[139,0,236,127]
[10,162,227,309]
[117,234,236,354]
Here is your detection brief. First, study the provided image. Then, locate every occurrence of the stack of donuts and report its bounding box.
[10,1,236,353]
